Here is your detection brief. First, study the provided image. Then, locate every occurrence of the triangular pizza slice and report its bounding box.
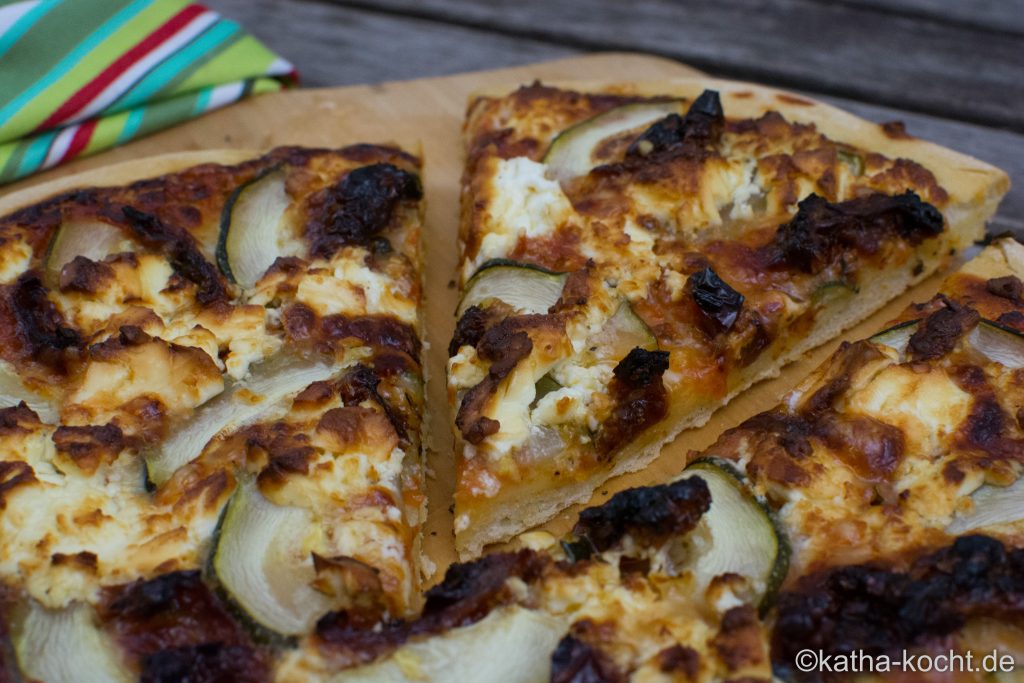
[448,80,1009,556]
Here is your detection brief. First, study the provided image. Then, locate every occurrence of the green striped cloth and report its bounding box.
[0,0,296,184]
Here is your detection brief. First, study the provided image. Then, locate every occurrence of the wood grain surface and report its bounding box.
[202,0,1024,235]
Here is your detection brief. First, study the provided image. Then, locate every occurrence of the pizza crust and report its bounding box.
[466,78,1010,210]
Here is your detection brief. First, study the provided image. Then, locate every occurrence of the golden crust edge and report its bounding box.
[463,77,1010,209]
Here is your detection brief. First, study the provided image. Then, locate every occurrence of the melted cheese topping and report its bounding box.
[0,148,427,636]
[467,157,575,279]
[0,421,227,608]
[0,237,32,284]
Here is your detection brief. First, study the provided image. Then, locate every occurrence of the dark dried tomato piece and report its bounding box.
[687,266,745,332]
[573,476,710,551]
[307,163,421,259]
[627,89,723,158]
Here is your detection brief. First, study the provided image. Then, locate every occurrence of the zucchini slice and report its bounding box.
[677,459,788,608]
[211,478,332,639]
[947,477,1024,535]
[45,220,131,282]
[458,261,568,317]
[0,361,57,423]
[331,606,565,683]
[217,167,293,289]
[144,354,338,486]
[543,101,683,183]
[869,319,919,355]
[967,320,1024,369]
[13,602,131,683]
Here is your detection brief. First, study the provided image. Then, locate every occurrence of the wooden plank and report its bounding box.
[206,0,576,87]
[208,0,1023,233]
[324,0,1024,131]
[818,0,1024,35]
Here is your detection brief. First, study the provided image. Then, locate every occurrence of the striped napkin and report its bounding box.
[0,0,296,184]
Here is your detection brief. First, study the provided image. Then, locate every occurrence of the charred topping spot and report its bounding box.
[455,318,535,444]
[292,380,334,406]
[0,403,41,436]
[58,255,115,294]
[907,299,980,362]
[770,191,944,274]
[801,341,885,416]
[551,268,591,312]
[141,644,267,683]
[712,605,766,672]
[657,644,701,677]
[687,267,745,332]
[881,120,912,139]
[573,476,710,552]
[550,633,625,683]
[0,461,36,509]
[321,314,420,358]
[336,364,410,442]
[947,372,1024,458]
[595,348,670,456]
[317,405,393,446]
[986,275,1024,304]
[448,303,514,356]
[119,206,228,305]
[306,163,421,260]
[611,347,669,390]
[997,310,1024,331]
[814,412,905,480]
[257,442,316,489]
[728,341,906,487]
[283,304,421,360]
[449,305,490,356]
[315,550,549,667]
[772,535,1024,680]
[52,423,124,475]
[626,89,724,159]
[421,549,547,622]
[50,551,98,572]
[99,571,263,677]
[7,273,81,370]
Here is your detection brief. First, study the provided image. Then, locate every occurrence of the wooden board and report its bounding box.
[0,53,981,581]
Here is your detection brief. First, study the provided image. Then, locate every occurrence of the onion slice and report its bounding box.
[947,477,1024,535]
[144,354,339,486]
[13,602,130,683]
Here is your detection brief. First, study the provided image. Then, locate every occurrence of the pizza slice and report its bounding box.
[276,458,782,683]
[448,80,1010,556]
[0,145,428,679]
[703,237,1024,578]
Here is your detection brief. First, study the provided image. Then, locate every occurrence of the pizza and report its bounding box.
[694,237,1024,679]
[277,459,779,683]
[0,145,428,680]
[447,80,1010,556]
[705,237,1024,577]
[274,243,1024,683]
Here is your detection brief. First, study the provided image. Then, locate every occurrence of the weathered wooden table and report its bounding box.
[206,0,1024,236]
